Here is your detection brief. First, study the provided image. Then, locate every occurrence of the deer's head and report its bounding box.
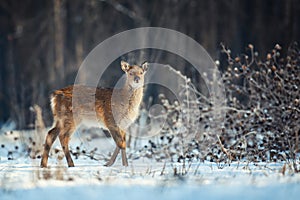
[121,61,148,89]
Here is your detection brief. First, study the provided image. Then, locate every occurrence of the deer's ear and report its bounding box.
[141,61,148,73]
[121,61,130,72]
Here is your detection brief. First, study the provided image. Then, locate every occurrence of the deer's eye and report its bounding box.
[140,72,143,75]
[129,72,133,76]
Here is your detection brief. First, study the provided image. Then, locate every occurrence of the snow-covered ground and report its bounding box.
[0,130,300,200]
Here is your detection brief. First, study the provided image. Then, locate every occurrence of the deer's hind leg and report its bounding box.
[58,123,75,167]
[41,124,60,168]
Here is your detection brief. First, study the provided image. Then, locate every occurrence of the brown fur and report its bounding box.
[41,61,148,167]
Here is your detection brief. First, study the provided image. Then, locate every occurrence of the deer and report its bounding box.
[40,61,148,168]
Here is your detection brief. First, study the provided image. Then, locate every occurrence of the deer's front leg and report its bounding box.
[121,148,128,166]
[105,128,127,166]
[104,146,120,167]
[116,129,128,166]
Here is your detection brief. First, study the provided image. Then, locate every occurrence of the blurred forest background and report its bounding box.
[0,0,299,129]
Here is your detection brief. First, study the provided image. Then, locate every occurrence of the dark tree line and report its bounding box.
[0,0,299,129]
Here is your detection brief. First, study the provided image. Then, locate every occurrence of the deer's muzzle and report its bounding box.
[134,76,140,83]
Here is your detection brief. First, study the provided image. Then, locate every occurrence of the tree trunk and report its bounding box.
[53,0,65,85]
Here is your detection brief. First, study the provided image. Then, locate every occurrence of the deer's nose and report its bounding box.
[134,76,140,83]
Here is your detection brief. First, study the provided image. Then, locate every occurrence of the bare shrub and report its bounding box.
[217,43,299,170]
[138,43,300,172]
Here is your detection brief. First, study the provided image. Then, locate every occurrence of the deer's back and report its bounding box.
[50,85,142,130]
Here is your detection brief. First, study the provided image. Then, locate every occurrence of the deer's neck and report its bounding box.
[122,81,144,110]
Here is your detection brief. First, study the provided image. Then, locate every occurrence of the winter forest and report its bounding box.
[0,0,300,199]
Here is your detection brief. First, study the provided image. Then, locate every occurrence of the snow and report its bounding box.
[2,182,299,200]
[1,130,300,200]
